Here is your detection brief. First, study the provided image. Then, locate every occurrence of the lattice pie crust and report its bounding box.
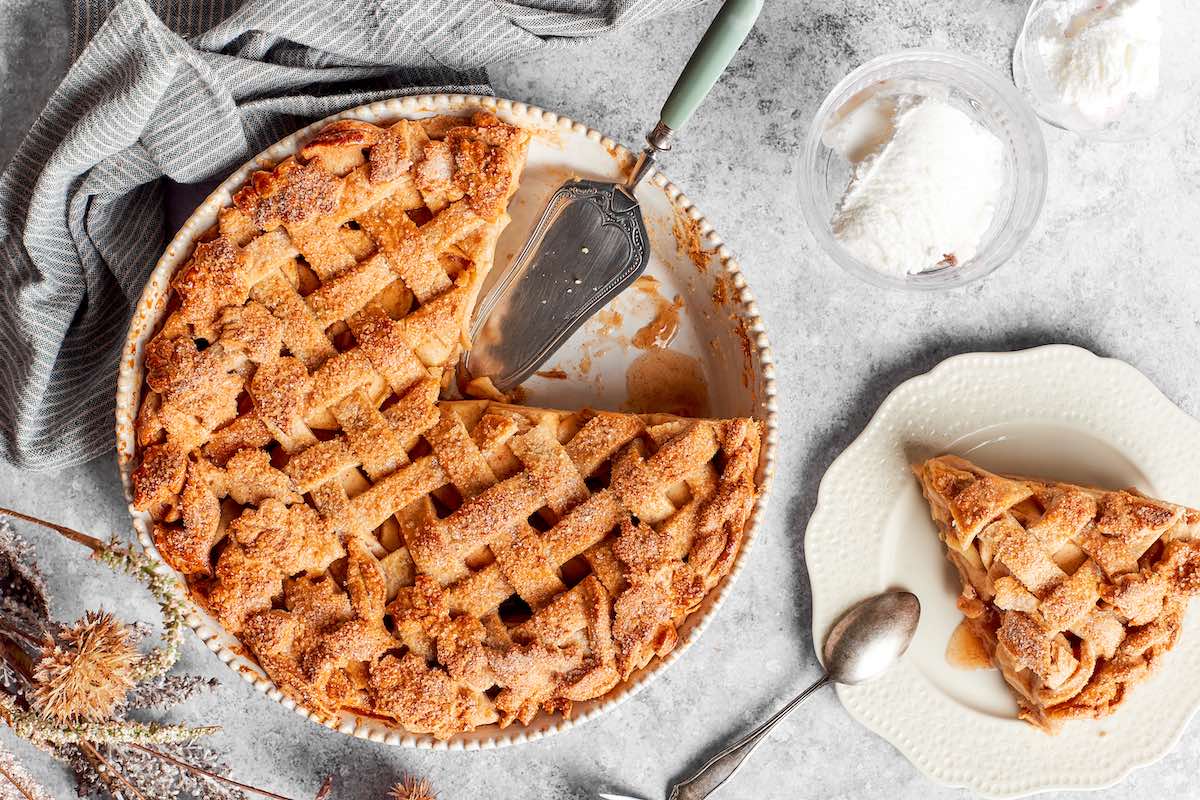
[130,112,763,738]
[915,455,1200,732]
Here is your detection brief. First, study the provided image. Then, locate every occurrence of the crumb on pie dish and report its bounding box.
[914,454,1200,733]
[129,111,764,739]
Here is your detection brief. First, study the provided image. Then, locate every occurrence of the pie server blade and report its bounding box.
[462,178,650,391]
[458,0,762,394]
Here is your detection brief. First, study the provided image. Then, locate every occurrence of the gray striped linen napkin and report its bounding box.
[0,0,700,470]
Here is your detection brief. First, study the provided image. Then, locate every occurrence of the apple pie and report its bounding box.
[915,455,1200,732]
[129,111,764,738]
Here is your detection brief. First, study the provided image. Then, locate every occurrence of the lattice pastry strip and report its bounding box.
[915,455,1200,732]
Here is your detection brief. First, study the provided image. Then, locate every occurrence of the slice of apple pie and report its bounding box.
[914,454,1200,732]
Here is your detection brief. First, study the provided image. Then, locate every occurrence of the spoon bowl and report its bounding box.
[823,591,920,685]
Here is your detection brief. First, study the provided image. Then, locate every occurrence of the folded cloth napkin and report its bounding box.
[0,0,700,470]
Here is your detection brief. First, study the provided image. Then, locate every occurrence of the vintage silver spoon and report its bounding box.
[599,591,920,800]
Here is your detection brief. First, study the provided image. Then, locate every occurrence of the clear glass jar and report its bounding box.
[1013,0,1200,142]
[799,50,1048,291]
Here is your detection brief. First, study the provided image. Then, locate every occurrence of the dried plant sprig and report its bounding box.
[0,508,104,550]
[31,612,140,722]
[64,740,244,800]
[0,738,54,800]
[390,774,438,800]
[0,508,188,684]
[124,675,220,711]
[80,740,151,800]
[0,508,313,800]
[0,520,50,626]
[92,537,187,683]
[124,742,246,800]
[127,743,306,800]
[0,521,52,663]
[0,693,218,746]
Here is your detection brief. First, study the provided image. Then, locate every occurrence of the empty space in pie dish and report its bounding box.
[882,422,1153,718]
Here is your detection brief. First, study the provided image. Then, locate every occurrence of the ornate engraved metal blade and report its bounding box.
[463,179,650,391]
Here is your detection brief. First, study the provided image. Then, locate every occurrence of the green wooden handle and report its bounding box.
[659,0,764,131]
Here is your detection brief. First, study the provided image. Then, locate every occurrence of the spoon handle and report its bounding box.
[667,675,831,800]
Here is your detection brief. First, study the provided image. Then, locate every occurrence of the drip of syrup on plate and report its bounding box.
[945,619,993,670]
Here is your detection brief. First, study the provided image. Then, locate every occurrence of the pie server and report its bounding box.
[460,0,763,392]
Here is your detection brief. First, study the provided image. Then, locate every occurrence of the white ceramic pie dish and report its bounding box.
[113,95,777,749]
[806,344,1200,797]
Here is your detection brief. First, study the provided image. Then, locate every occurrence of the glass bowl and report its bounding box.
[799,50,1048,291]
[1013,0,1200,142]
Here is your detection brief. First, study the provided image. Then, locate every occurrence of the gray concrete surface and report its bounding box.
[3,1,1200,798]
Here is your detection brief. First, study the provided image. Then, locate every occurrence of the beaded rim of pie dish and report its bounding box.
[113,94,778,750]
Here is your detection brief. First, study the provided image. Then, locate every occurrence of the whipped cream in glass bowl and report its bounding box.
[799,51,1048,291]
[1013,0,1200,141]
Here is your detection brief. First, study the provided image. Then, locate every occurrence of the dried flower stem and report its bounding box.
[0,763,39,800]
[0,508,105,552]
[80,741,150,800]
[0,508,186,682]
[0,694,218,746]
[128,742,303,800]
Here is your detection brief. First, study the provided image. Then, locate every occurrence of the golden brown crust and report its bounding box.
[915,454,1200,733]
[130,112,763,739]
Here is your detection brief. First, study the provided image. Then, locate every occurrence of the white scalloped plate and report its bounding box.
[114,95,777,749]
[806,345,1200,798]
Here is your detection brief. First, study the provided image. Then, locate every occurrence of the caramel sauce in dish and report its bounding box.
[594,308,624,339]
[672,210,712,273]
[625,347,710,418]
[945,619,993,670]
[631,276,684,350]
